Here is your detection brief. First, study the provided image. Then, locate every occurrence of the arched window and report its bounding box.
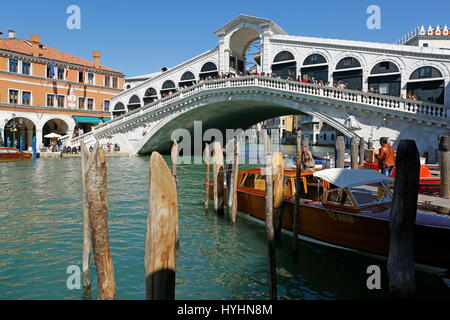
[143,87,158,105]
[273,51,295,63]
[368,62,401,97]
[112,102,125,118]
[409,66,443,80]
[160,80,177,97]
[271,51,296,79]
[303,54,327,66]
[199,62,218,80]
[127,95,141,112]
[301,54,328,83]
[333,57,363,90]
[179,71,196,88]
[407,66,445,104]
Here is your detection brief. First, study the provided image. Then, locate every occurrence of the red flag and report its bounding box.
[65,68,69,79]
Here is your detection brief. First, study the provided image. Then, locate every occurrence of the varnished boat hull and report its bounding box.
[208,183,450,271]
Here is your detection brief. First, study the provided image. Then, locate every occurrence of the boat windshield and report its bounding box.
[347,182,393,207]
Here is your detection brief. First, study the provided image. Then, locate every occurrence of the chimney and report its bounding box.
[8,29,16,39]
[92,50,101,68]
[30,35,41,57]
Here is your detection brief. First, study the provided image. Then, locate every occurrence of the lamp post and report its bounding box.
[5,114,23,149]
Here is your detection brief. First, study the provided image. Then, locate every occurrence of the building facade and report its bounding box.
[0,30,124,150]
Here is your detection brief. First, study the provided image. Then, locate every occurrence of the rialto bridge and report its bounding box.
[65,15,450,162]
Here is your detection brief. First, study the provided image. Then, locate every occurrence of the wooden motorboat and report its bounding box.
[208,168,450,272]
[363,161,441,195]
[0,147,32,162]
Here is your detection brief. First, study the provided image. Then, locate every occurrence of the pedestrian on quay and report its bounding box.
[301,145,316,170]
[375,137,395,177]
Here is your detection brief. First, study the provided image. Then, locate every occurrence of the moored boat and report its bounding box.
[363,161,441,195]
[0,147,32,162]
[208,167,450,273]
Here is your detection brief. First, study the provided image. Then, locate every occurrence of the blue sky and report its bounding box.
[1,0,448,77]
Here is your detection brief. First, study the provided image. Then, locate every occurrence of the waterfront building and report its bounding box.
[0,30,124,150]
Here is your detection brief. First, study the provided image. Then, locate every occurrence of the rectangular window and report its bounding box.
[379,83,389,95]
[104,76,111,87]
[112,77,118,89]
[22,61,31,75]
[78,71,84,83]
[78,97,85,109]
[22,91,31,105]
[57,95,65,108]
[104,100,110,111]
[343,58,353,67]
[9,89,19,104]
[47,94,55,107]
[87,73,94,85]
[419,67,432,78]
[57,67,65,80]
[9,59,18,73]
[87,98,94,110]
[47,65,54,78]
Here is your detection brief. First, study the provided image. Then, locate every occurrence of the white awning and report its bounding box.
[313,168,393,188]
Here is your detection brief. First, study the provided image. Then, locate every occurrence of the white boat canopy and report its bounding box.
[313,168,394,188]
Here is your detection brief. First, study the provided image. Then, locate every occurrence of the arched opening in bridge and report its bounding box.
[333,57,363,90]
[300,54,328,83]
[368,61,401,97]
[179,71,196,89]
[128,95,141,112]
[42,118,68,149]
[406,66,445,104]
[160,80,177,97]
[2,117,36,150]
[112,102,126,118]
[143,87,158,105]
[199,62,218,80]
[271,51,296,79]
[229,27,260,74]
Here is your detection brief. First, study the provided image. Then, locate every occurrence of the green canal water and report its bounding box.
[0,147,449,299]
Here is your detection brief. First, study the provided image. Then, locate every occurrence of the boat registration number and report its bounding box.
[327,211,355,223]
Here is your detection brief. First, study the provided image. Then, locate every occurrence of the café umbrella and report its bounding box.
[44,133,62,139]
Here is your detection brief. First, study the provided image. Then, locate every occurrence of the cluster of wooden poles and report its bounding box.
[80,141,179,300]
[78,131,449,300]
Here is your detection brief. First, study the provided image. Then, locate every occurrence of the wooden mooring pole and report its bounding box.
[335,136,345,168]
[84,142,116,300]
[387,139,419,299]
[293,130,301,255]
[145,152,177,300]
[204,143,210,213]
[439,135,450,199]
[171,139,178,185]
[359,137,365,166]
[273,151,284,241]
[80,142,91,299]
[171,140,179,246]
[263,131,277,300]
[351,137,359,169]
[212,142,225,215]
[229,138,239,224]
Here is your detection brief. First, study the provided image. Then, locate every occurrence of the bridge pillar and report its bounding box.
[261,26,273,74]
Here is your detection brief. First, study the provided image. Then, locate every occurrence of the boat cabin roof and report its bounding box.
[313,168,393,188]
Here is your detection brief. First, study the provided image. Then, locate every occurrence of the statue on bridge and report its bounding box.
[345,114,362,131]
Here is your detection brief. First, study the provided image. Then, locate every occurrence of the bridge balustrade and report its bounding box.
[61,76,449,147]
